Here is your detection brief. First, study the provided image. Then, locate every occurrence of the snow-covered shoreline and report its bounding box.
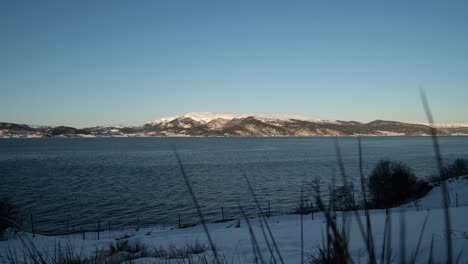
[2,176,468,263]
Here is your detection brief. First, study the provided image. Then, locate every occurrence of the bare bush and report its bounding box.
[368,160,431,208]
[0,199,22,240]
[430,158,468,182]
[330,185,356,211]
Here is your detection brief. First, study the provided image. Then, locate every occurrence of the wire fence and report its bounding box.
[15,188,463,240]
[22,202,278,239]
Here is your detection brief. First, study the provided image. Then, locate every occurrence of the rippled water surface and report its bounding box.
[1,137,467,232]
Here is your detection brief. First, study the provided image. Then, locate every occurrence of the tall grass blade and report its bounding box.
[420,89,453,264]
[256,210,276,264]
[358,137,377,264]
[385,211,392,264]
[242,172,284,264]
[428,234,434,264]
[301,183,304,264]
[399,212,406,264]
[239,205,265,264]
[315,196,353,264]
[174,150,221,264]
[410,212,430,264]
[18,234,47,264]
[380,213,389,264]
[455,249,463,264]
[240,172,275,264]
[334,138,374,263]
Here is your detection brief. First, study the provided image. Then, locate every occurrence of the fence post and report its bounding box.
[311,211,314,220]
[235,219,240,228]
[66,216,69,234]
[456,192,459,208]
[385,208,388,216]
[30,214,35,237]
[97,219,100,240]
[414,200,420,211]
[221,207,224,221]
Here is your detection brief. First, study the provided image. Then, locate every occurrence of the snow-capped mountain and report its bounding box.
[2,112,468,138]
[147,112,332,125]
[142,112,468,137]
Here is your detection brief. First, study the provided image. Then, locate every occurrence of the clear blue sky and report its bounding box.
[2,0,468,127]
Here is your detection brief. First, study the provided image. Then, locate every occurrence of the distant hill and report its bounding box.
[0,122,34,131]
[1,112,468,138]
[143,114,446,137]
[45,126,91,137]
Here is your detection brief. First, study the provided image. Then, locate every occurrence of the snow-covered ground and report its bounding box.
[2,176,468,263]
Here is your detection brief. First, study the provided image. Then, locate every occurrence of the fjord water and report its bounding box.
[1,137,467,232]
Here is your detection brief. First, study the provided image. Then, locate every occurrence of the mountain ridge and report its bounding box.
[2,112,468,138]
[147,112,330,125]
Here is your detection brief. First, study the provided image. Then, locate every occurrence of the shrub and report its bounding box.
[430,158,468,182]
[2,241,108,264]
[109,240,149,262]
[368,160,431,208]
[0,199,22,240]
[330,184,356,211]
[152,240,208,259]
[110,240,147,255]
